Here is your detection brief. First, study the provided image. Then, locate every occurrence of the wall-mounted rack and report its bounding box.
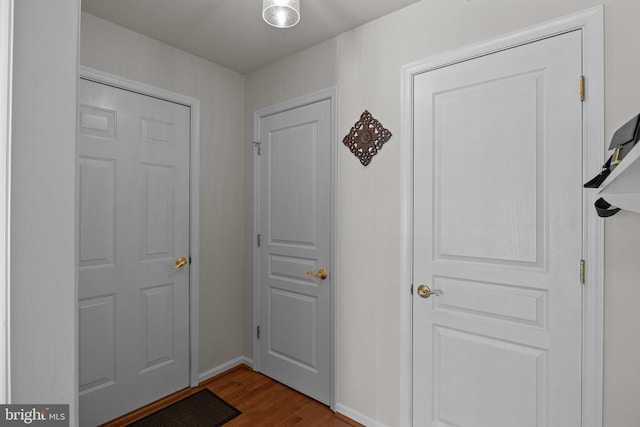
[597,140,640,213]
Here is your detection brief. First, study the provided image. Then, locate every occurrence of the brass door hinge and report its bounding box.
[580,259,585,284]
[579,76,585,102]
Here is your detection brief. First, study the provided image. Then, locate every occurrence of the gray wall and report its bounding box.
[10,0,80,424]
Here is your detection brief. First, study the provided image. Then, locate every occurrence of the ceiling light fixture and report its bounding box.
[262,0,300,29]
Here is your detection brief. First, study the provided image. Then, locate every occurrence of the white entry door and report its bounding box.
[256,97,333,405]
[412,31,584,426]
[78,78,191,426]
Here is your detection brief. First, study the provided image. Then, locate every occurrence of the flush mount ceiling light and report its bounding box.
[262,0,300,28]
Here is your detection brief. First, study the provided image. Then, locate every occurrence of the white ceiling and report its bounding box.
[81,0,422,74]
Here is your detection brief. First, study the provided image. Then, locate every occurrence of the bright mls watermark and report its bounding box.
[0,405,68,426]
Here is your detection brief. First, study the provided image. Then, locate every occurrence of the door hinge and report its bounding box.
[257,326,260,339]
[579,76,585,102]
[257,234,261,247]
[253,141,261,156]
[580,259,585,284]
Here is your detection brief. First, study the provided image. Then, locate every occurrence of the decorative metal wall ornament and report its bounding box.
[342,110,392,166]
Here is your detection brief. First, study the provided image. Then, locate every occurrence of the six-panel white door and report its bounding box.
[78,79,191,426]
[257,98,332,405]
[412,31,584,426]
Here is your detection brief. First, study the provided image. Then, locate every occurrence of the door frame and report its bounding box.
[78,66,202,388]
[252,87,338,409]
[400,6,604,427]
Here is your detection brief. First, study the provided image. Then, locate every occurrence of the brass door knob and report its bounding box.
[306,268,328,280]
[417,284,440,299]
[171,257,188,269]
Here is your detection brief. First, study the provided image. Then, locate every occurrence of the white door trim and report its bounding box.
[78,66,202,388]
[252,87,338,409]
[0,0,12,404]
[400,6,604,427]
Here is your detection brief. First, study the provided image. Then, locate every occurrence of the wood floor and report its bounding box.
[101,364,363,426]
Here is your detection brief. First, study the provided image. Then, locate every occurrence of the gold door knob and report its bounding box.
[171,257,188,269]
[306,268,328,280]
[417,284,440,299]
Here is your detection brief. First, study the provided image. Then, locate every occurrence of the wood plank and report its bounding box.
[100,365,363,426]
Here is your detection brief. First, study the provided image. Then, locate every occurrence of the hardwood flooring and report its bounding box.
[101,364,363,426]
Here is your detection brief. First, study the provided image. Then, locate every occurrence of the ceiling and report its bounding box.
[81,0,422,74]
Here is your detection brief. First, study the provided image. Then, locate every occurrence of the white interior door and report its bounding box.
[78,78,191,426]
[257,98,332,405]
[412,30,584,426]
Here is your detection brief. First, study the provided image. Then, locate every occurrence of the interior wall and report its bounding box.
[80,12,247,375]
[10,0,80,423]
[245,0,640,426]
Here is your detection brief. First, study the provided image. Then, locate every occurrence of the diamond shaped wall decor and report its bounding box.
[342,110,392,166]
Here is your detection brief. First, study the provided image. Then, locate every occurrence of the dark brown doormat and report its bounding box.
[127,389,241,427]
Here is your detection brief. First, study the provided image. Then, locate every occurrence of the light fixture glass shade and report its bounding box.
[262,0,300,28]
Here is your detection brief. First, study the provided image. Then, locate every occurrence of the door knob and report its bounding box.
[171,257,188,269]
[417,284,440,299]
[306,268,328,280]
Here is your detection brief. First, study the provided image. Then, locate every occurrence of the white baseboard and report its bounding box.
[198,355,254,384]
[335,403,388,427]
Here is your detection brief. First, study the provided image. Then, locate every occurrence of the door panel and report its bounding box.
[78,79,190,426]
[78,296,116,393]
[140,165,174,258]
[78,158,116,267]
[413,31,583,426]
[434,327,544,427]
[258,98,332,405]
[436,72,541,263]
